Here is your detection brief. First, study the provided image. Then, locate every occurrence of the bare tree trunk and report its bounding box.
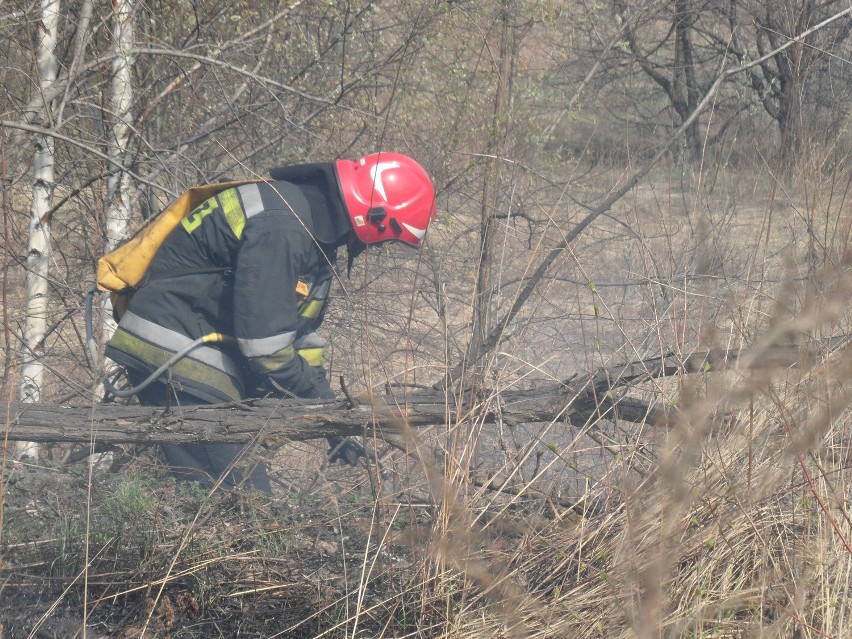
[470,0,514,374]
[101,0,138,345]
[619,0,703,160]
[774,0,809,163]
[737,0,823,164]
[673,0,702,159]
[17,0,61,460]
[56,0,94,124]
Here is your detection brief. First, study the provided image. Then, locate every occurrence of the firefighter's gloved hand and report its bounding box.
[326,435,367,467]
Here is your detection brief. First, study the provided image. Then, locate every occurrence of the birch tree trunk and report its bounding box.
[105,0,137,256]
[17,0,61,460]
[101,0,137,344]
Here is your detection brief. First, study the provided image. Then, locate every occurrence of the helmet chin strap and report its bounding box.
[346,231,368,276]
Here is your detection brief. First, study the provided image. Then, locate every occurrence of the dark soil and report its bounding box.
[0,449,430,639]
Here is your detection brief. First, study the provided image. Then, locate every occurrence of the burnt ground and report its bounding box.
[0,418,631,638]
[0,446,445,639]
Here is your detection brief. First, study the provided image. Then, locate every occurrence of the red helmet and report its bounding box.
[336,152,436,247]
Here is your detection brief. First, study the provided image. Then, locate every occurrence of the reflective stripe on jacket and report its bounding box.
[108,311,245,402]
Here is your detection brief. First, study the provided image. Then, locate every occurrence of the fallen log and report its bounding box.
[1,383,663,445]
[3,340,836,445]
[3,398,378,445]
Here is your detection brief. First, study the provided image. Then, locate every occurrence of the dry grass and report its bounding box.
[5,155,852,637]
[386,266,852,639]
[6,295,852,638]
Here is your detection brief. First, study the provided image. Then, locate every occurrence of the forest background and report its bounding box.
[3,0,852,637]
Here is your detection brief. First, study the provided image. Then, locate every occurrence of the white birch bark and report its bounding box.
[105,0,136,255]
[102,0,137,345]
[17,0,61,460]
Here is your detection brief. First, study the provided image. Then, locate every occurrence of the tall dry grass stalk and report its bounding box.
[402,258,852,638]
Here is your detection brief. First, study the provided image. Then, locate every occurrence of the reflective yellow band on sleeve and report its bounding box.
[299,299,324,319]
[249,345,296,373]
[218,188,246,239]
[297,347,324,367]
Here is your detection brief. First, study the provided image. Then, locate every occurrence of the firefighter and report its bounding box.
[105,153,436,492]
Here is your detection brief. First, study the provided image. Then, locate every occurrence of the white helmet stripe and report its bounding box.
[402,222,427,241]
[370,161,401,202]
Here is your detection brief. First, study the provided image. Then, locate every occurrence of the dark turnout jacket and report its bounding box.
[105,163,351,403]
